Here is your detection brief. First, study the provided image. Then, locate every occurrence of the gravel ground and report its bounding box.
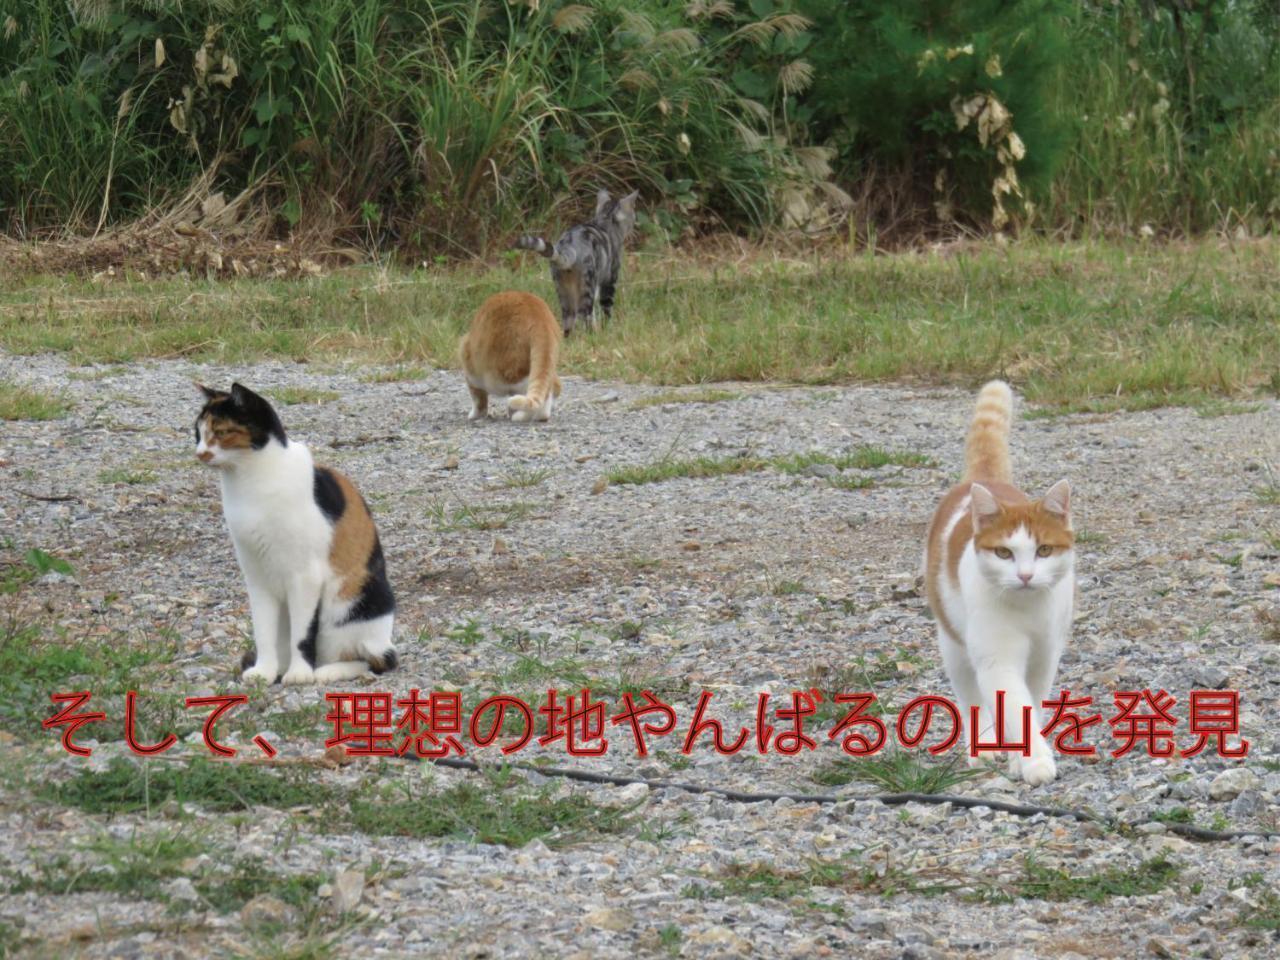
[1,350,1278,959]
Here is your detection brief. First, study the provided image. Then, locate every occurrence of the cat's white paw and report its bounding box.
[510,408,531,423]
[468,406,484,421]
[281,664,316,686]
[241,665,277,684]
[1016,754,1057,787]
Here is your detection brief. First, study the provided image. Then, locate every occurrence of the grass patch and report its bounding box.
[359,365,429,383]
[98,466,158,485]
[812,751,983,794]
[7,829,327,919]
[773,447,935,473]
[1,550,180,740]
[426,500,536,531]
[495,466,552,489]
[0,381,70,421]
[606,445,933,488]
[267,387,340,406]
[1004,855,1179,905]
[350,776,635,848]
[606,454,769,487]
[688,854,1180,908]
[1195,399,1264,418]
[48,757,338,815]
[1255,485,1280,506]
[630,388,743,410]
[1,242,1275,411]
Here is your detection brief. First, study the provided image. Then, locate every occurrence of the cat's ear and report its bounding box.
[1041,479,1071,524]
[619,190,638,210]
[595,188,612,214]
[230,382,268,409]
[193,381,222,400]
[970,483,1001,528]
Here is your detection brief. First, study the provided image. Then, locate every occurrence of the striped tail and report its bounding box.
[507,334,560,420]
[514,235,554,258]
[963,380,1013,483]
[514,234,575,270]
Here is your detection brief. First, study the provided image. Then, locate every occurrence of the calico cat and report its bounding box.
[193,383,398,685]
[514,188,638,336]
[459,291,563,423]
[923,380,1074,786]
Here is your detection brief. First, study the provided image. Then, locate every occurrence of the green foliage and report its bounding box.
[0,0,838,248]
[1046,0,1280,234]
[798,0,1075,228]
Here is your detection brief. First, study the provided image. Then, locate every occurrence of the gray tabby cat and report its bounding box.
[514,189,638,336]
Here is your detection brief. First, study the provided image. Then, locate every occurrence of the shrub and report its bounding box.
[798,0,1075,231]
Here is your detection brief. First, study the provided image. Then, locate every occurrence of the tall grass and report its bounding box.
[1045,0,1279,236]
[0,0,835,252]
[0,1,1273,247]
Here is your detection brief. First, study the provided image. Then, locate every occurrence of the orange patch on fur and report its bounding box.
[460,291,562,412]
[203,414,253,449]
[326,469,378,601]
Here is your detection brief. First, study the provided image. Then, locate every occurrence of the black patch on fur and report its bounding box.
[368,648,398,675]
[195,382,287,450]
[313,466,346,522]
[299,602,320,667]
[341,532,396,624]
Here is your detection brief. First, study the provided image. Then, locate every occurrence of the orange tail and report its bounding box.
[963,380,1013,483]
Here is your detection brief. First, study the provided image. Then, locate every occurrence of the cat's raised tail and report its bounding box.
[514,234,574,270]
[963,379,1014,484]
[507,326,562,422]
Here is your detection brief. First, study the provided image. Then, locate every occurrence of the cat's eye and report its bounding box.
[994,547,1013,560]
[1036,545,1053,557]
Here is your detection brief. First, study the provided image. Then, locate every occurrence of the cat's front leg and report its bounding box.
[280,580,324,685]
[973,644,1056,786]
[241,581,284,684]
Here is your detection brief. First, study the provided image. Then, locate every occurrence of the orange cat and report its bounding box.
[459,291,563,422]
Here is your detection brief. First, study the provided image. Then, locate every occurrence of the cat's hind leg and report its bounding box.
[313,660,372,683]
[599,276,617,326]
[468,384,489,421]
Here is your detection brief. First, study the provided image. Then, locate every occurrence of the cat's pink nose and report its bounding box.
[1018,571,1033,585]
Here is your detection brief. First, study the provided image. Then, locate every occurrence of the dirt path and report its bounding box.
[1,352,1277,958]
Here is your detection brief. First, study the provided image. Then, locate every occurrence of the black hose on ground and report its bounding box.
[413,755,1279,844]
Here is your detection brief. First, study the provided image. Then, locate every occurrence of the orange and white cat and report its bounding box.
[459,291,563,423]
[923,380,1074,786]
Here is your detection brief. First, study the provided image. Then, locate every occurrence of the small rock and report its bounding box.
[241,894,295,927]
[691,925,752,953]
[492,537,509,556]
[804,463,838,478]
[1208,581,1232,598]
[1209,768,1259,801]
[164,877,199,902]
[443,455,459,470]
[614,781,649,803]
[591,477,608,495]
[1192,665,1229,689]
[584,906,633,932]
[332,868,365,913]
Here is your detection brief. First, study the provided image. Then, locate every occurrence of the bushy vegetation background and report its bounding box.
[0,0,1275,256]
